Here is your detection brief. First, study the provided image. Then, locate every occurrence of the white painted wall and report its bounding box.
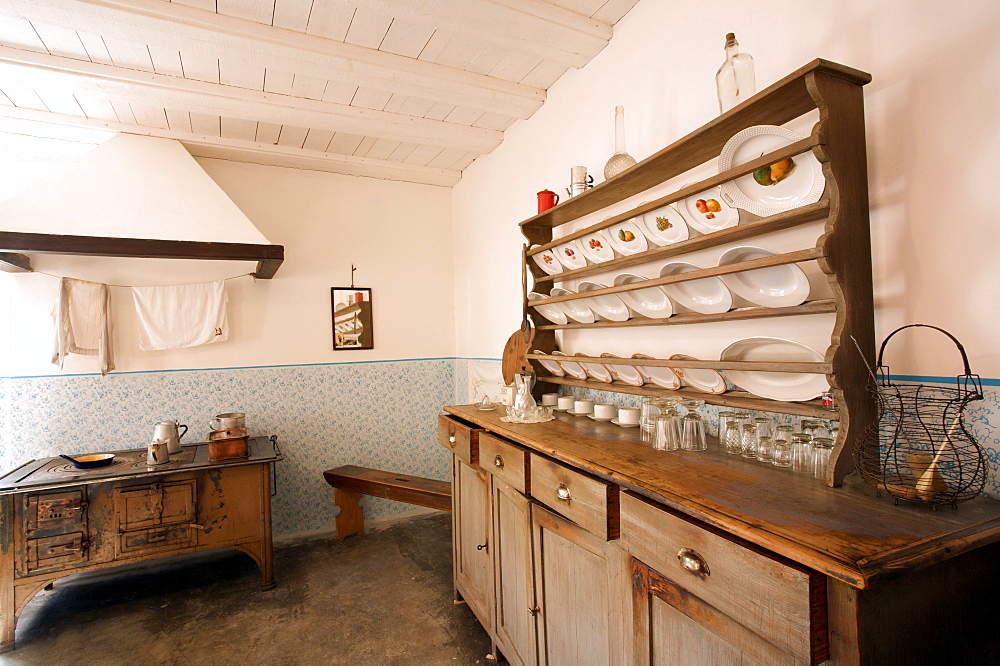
[453,0,1000,378]
[2,157,454,376]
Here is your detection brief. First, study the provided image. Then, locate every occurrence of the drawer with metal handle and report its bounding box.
[438,415,482,466]
[529,453,618,540]
[620,491,828,664]
[117,523,201,557]
[23,532,89,574]
[479,433,529,494]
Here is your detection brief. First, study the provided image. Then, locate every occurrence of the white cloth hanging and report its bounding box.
[52,277,115,375]
[132,281,229,351]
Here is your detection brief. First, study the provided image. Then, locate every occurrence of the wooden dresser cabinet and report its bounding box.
[441,407,1000,665]
[0,437,281,653]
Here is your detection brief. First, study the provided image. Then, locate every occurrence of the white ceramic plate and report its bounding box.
[669,353,727,394]
[677,185,740,234]
[550,351,588,380]
[574,353,613,383]
[720,337,829,401]
[717,246,810,307]
[554,238,587,270]
[610,419,640,428]
[632,353,681,390]
[640,202,689,246]
[588,414,614,422]
[718,126,825,217]
[528,292,568,325]
[613,273,672,319]
[606,218,648,255]
[533,349,565,377]
[601,353,645,386]
[530,245,562,275]
[578,281,630,322]
[550,288,595,324]
[578,230,615,263]
[659,262,733,314]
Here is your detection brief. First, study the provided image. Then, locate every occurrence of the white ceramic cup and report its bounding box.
[541,393,559,406]
[618,407,641,425]
[574,399,594,415]
[557,395,575,410]
[594,403,616,420]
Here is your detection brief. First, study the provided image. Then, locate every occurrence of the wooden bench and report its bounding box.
[323,465,452,541]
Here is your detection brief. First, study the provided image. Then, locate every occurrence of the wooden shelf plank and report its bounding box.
[534,299,837,330]
[536,375,833,419]
[0,231,285,279]
[0,252,32,273]
[528,353,831,375]
[518,59,869,231]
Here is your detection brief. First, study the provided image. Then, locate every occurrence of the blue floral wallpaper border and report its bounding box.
[1,359,455,537]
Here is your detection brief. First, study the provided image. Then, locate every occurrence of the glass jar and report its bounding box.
[717,410,737,440]
[772,437,792,468]
[681,413,707,451]
[724,422,743,455]
[757,436,774,463]
[754,416,772,441]
[811,437,834,480]
[741,424,758,459]
[791,434,813,474]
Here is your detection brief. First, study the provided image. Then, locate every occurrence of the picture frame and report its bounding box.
[331,287,374,350]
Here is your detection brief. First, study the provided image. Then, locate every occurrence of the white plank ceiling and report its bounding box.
[0,0,639,186]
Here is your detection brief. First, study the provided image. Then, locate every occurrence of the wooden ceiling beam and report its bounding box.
[0,231,284,278]
[0,252,33,273]
[353,0,612,68]
[0,47,502,154]
[3,0,545,118]
[0,105,462,186]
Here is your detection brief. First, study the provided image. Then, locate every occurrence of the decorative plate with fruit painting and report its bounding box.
[578,229,615,263]
[676,186,739,234]
[718,125,825,217]
[640,202,689,246]
[605,218,648,255]
[530,245,562,275]
[554,238,588,270]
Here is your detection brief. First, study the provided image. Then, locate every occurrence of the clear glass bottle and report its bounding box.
[604,105,638,179]
[715,32,756,113]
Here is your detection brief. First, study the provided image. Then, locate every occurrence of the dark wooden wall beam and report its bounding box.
[0,253,32,273]
[0,231,284,279]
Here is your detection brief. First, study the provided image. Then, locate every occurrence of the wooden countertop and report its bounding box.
[445,405,1000,589]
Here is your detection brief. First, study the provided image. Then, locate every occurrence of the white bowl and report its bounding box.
[577,281,630,322]
[632,353,681,390]
[550,288,595,324]
[658,262,733,315]
[720,337,829,401]
[640,202,690,246]
[717,246,810,307]
[612,273,672,319]
[528,292,568,325]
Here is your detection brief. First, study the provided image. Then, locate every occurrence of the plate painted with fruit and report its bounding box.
[605,218,648,256]
[554,238,588,270]
[640,202,689,246]
[676,187,739,235]
[578,229,615,263]
[718,125,825,217]
[530,245,563,276]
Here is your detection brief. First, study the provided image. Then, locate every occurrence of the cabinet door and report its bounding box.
[532,504,623,666]
[492,478,536,666]
[453,456,494,632]
[631,558,801,665]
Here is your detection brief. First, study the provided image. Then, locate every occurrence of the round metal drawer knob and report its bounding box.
[494,455,505,469]
[556,484,572,502]
[448,435,456,443]
[677,548,710,577]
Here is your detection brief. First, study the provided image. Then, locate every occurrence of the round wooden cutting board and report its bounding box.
[501,320,535,385]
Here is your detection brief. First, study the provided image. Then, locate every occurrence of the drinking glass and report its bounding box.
[757,435,774,463]
[741,424,758,459]
[717,410,737,441]
[791,434,813,474]
[812,437,834,480]
[754,416,772,441]
[772,438,792,468]
[724,422,743,455]
[654,414,681,451]
[681,414,707,451]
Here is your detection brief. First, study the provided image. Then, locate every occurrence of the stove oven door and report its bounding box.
[113,478,197,558]
[18,488,89,575]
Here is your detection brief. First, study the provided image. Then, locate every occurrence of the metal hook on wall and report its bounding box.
[350,264,356,288]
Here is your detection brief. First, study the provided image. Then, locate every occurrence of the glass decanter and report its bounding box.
[603,105,638,179]
[715,33,756,113]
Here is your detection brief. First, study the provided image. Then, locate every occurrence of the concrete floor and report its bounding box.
[0,512,494,665]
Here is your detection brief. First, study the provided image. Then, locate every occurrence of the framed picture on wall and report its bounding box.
[331,287,374,350]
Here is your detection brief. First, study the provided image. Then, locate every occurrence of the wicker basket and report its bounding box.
[855,324,986,507]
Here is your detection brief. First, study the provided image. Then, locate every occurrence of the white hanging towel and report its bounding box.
[132,281,229,351]
[52,277,115,375]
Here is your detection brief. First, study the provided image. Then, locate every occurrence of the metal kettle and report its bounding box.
[153,420,188,455]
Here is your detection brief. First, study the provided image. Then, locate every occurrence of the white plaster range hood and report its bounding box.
[0,133,284,278]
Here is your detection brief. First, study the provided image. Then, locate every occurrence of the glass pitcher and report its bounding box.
[511,371,537,419]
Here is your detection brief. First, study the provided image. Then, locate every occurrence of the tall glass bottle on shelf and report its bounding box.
[603,105,638,179]
[715,32,756,113]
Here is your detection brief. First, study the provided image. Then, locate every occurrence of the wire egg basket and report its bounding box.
[855,324,986,508]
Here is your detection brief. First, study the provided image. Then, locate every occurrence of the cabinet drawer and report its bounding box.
[620,492,827,663]
[118,524,195,557]
[479,433,528,494]
[529,454,618,540]
[438,415,481,466]
[24,532,88,573]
